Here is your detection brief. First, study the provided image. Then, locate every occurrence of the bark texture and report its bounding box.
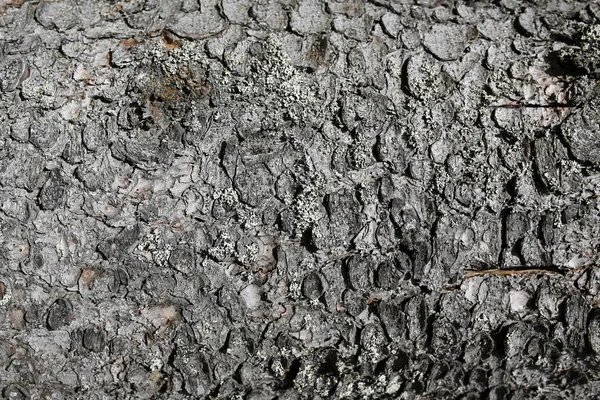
[1,0,600,398]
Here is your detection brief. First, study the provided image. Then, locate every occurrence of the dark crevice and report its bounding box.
[498,207,511,267]
[277,358,301,390]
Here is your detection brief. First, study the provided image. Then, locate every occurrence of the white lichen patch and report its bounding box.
[208,231,235,261]
[0,282,11,307]
[149,358,163,372]
[136,228,172,267]
[213,188,239,208]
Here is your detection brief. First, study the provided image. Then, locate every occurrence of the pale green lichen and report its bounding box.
[559,24,600,75]
[136,228,173,267]
[208,231,235,261]
[289,171,326,237]
[230,34,324,125]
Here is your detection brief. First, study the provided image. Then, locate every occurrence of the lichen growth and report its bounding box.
[558,24,600,75]
[136,228,173,267]
[137,41,211,104]
[289,170,326,237]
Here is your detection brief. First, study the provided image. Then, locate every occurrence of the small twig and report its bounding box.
[464,268,562,278]
[487,103,578,108]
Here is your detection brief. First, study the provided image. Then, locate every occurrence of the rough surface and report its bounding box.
[1,0,600,399]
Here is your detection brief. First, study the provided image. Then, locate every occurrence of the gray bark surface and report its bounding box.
[1,0,600,398]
